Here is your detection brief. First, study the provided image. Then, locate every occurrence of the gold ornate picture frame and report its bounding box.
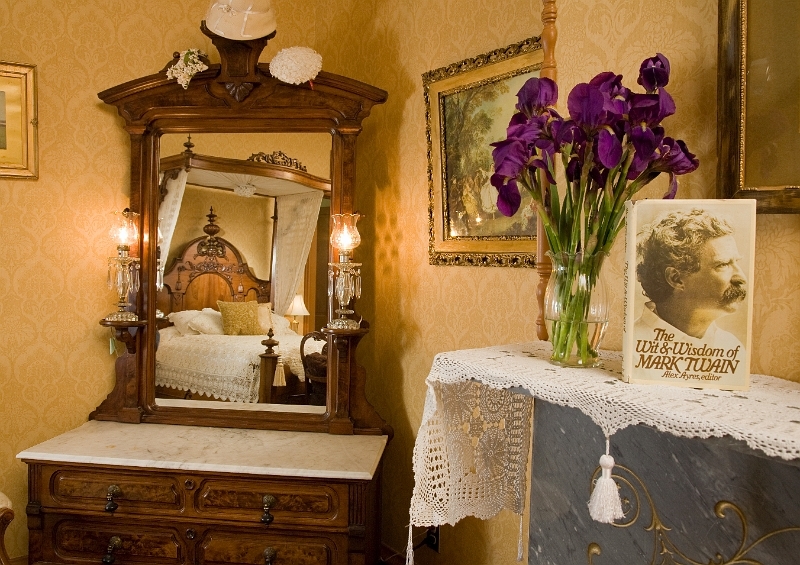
[717,0,800,213]
[424,37,544,267]
[0,61,38,179]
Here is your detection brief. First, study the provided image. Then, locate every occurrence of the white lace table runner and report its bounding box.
[408,341,800,561]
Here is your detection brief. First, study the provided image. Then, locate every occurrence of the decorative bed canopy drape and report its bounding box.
[159,146,330,311]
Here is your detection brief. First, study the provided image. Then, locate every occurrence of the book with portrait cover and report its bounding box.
[622,199,756,390]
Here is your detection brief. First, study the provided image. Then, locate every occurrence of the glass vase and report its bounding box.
[543,251,609,368]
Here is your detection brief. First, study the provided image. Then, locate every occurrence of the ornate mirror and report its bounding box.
[92,25,391,435]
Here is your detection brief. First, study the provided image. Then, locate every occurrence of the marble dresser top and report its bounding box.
[17,420,388,480]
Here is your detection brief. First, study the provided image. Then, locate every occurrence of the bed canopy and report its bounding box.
[158,138,330,315]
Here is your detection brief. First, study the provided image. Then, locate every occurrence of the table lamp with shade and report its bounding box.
[286,294,310,333]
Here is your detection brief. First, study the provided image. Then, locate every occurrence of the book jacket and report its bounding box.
[622,199,756,390]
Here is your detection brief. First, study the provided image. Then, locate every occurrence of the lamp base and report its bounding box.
[327,317,360,330]
[104,310,139,322]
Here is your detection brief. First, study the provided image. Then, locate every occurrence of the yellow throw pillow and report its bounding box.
[217,300,264,335]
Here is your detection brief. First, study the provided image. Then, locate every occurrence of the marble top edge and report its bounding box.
[17,421,387,480]
[15,451,377,480]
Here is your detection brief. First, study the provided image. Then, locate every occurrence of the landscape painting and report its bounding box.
[424,36,544,267]
[441,70,537,239]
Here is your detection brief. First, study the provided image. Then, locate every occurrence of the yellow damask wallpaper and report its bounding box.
[1,0,799,562]
[314,0,800,563]
[0,0,315,556]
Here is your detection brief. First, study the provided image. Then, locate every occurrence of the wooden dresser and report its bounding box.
[18,421,387,565]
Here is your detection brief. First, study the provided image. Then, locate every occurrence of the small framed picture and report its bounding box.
[424,37,544,267]
[0,61,38,179]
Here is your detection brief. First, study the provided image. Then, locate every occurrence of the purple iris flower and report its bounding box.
[597,127,623,169]
[629,91,675,125]
[506,116,543,145]
[637,53,671,93]
[516,77,558,117]
[552,119,574,144]
[589,72,630,121]
[495,177,522,216]
[490,138,528,180]
[567,83,606,130]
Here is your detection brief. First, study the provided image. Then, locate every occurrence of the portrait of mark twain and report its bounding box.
[634,208,747,352]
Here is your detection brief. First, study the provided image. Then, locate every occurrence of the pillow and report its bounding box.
[158,326,182,343]
[167,310,202,335]
[217,301,265,335]
[258,303,273,333]
[188,308,224,335]
[270,312,293,335]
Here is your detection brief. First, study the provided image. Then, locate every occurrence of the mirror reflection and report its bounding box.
[154,133,332,412]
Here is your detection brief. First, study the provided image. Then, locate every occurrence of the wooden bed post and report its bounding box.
[259,330,280,404]
[536,0,558,341]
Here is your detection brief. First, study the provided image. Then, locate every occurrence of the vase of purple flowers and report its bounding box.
[491,54,699,367]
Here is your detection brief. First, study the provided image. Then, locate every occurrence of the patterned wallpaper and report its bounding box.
[314,0,800,563]
[0,0,799,562]
[0,0,316,556]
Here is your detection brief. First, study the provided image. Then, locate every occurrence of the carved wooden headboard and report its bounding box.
[156,209,270,315]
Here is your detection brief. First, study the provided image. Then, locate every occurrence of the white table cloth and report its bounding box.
[407,342,800,563]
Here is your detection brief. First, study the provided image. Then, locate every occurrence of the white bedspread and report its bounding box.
[155,332,324,403]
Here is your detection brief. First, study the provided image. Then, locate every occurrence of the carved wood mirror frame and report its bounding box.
[92,25,391,436]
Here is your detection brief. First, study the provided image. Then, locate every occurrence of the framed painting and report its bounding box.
[0,61,38,179]
[425,37,544,267]
[717,0,800,213]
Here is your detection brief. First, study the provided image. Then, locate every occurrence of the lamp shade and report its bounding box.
[205,0,277,41]
[330,213,361,251]
[286,294,310,317]
[109,209,139,247]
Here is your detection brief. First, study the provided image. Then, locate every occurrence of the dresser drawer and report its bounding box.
[43,514,188,564]
[40,465,184,516]
[198,527,347,565]
[194,477,347,528]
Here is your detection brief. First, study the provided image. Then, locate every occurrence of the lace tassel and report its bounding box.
[587,438,624,523]
[273,358,286,387]
[517,513,524,561]
[405,524,414,565]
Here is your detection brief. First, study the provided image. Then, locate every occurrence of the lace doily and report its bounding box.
[408,341,800,561]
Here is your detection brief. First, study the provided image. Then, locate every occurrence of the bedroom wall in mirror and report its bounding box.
[154,132,332,411]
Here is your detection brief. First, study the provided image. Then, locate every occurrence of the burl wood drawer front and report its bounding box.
[42,466,184,515]
[47,515,187,564]
[195,478,347,527]
[198,527,347,565]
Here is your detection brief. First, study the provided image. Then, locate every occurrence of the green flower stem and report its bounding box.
[547,252,606,366]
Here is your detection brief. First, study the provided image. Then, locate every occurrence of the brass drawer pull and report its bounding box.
[184,479,195,490]
[101,535,122,564]
[186,528,196,540]
[263,547,277,564]
[260,494,277,525]
[105,485,122,512]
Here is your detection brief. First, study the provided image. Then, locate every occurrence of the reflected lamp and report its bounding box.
[327,213,362,329]
[286,294,310,332]
[105,208,141,322]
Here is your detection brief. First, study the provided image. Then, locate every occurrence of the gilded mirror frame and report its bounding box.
[717,0,800,212]
[93,26,390,434]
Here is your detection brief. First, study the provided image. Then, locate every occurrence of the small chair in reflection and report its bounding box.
[300,331,328,406]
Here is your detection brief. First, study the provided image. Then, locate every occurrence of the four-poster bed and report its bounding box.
[154,143,329,404]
